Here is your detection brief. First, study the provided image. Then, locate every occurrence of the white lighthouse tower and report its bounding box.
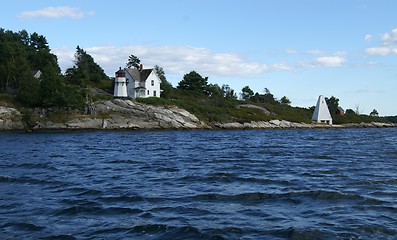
[113,67,128,98]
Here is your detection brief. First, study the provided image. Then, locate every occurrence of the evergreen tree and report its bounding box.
[177,70,208,95]
[370,109,379,117]
[207,83,224,98]
[222,84,237,99]
[241,86,254,100]
[65,46,109,85]
[126,54,141,69]
[154,65,173,98]
[325,96,340,116]
[280,96,291,105]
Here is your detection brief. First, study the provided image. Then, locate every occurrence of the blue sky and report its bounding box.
[2,0,397,115]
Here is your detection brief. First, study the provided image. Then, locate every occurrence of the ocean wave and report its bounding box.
[0,175,65,187]
[106,159,146,165]
[16,162,58,170]
[1,222,45,232]
[127,224,225,240]
[40,234,76,240]
[178,173,292,186]
[53,205,143,216]
[190,190,363,203]
[267,227,331,240]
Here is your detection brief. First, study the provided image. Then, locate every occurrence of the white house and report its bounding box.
[312,95,333,125]
[125,65,161,99]
[113,65,162,99]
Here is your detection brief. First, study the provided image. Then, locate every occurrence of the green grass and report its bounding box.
[0,94,20,107]
[137,96,314,124]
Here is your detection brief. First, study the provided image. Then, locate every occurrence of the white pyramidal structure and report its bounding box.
[113,68,128,98]
[312,95,333,125]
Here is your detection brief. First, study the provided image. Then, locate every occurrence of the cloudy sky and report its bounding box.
[2,0,397,115]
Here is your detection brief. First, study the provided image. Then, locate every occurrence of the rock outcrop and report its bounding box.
[0,106,24,130]
[94,99,207,129]
[29,99,208,130]
[212,120,315,129]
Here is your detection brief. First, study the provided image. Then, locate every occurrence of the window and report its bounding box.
[151,80,154,86]
[153,90,157,97]
[147,90,150,95]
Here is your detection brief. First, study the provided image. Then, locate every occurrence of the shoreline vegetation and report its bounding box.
[1,28,396,132]
[0,99,395,132]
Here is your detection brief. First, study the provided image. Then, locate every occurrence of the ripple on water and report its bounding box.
[0,129,396,239]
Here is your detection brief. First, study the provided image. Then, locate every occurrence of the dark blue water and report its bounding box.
[1,128,396,239]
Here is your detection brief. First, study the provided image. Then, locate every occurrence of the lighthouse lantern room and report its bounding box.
[113,67,128,98]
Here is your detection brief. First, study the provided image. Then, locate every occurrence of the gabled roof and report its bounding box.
[125,68,141,81]
[32,70,42,79]
[140,69,153,81]
[124,68,155,82]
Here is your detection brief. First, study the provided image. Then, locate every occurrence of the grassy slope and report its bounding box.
[137,95,390,124]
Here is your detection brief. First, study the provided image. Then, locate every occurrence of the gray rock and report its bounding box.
[93,100,207,129]
[0,106,24,130]
[65,118,103,129]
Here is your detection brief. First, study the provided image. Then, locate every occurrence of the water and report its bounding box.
[0,128,396,239]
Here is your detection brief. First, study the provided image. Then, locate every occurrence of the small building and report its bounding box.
[312,95,333,125]
[32,70,42,79]
[113,68,128,98]
[114,64,161,99]
[337,106,345,116]
[113,65,161,99]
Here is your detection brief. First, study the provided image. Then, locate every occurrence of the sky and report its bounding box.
[2,0,397,116]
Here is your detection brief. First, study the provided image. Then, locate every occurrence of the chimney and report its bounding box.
[139,64,143,71]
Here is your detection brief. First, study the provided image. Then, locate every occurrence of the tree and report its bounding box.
[207,83,224,98]
[222,84,237,99]
[355,104,362,115]
[177,70,208,94]
[325,96,339,115]
[126,54,141,69]
[241,86,254,100]
[262,88,276,104]
[280,96,291,105]
[154,65,173,98]
[17,75,41,106]
[65,46,109,85]
[345,109,355,115]
[370,109,379,117]
[40,64,85,109]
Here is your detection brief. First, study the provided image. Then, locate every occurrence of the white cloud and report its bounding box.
[316,56,346,67]
[18,7,92,19]
[365,47,392,56]
[381,28,397,45]
[365,28,397,56]
[54,44,353,79]
[364,34,373,42]
[53,45,292,77]
[285,49,298,54]
[334,51,347,56]
[307,50,325,55]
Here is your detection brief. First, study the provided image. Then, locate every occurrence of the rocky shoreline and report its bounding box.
[1,99,395,131]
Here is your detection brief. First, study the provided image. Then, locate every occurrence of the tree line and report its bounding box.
[0,28,111,109]
[0,28,300,112]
